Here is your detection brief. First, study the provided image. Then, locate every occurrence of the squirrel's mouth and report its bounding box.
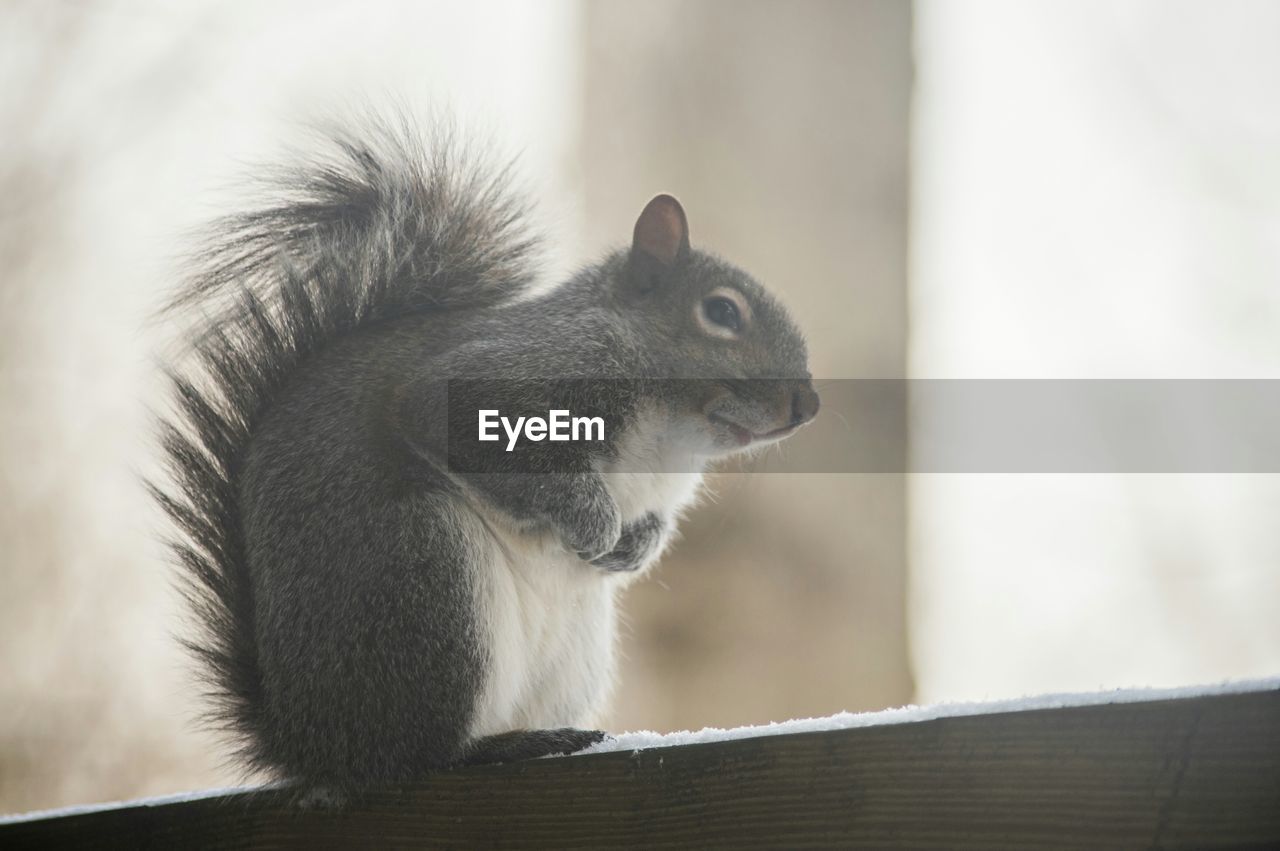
[707,413,800,447]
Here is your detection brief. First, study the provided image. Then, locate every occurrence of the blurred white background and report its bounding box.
[2,0,1278,814]
[912,0,1280,701]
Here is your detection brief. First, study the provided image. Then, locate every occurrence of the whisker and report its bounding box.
[830,409,856,436]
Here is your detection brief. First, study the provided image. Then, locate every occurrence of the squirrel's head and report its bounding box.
[615,194,820,457]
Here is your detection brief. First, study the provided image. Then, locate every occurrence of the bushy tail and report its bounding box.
[150,117,539,773]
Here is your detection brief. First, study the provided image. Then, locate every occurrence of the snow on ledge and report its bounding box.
[578,675,1280,757]
[3,676,1276,824]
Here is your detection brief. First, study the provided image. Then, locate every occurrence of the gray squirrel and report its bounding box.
[153,118,819,796]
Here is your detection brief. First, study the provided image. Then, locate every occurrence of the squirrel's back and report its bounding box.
[153,118,541,778]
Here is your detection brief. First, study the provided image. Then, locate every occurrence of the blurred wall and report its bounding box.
[582,0,914,732]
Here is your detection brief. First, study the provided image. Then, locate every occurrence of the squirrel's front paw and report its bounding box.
[591,512,667,573]
[559,505,623,562]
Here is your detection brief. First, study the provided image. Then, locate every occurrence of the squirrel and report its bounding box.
[153,117,819,797]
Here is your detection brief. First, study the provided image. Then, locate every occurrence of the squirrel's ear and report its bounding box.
[631,194,690,267]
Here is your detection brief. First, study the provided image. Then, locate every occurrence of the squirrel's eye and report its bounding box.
[702,296,742,332]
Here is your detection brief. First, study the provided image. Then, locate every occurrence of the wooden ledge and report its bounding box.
[4,686,1278,849]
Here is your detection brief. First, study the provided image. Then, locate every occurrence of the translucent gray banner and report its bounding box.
[909,379,1280,474]
[435,380,1280,473]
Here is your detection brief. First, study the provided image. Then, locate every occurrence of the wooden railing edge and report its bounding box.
[3,684,1278,849]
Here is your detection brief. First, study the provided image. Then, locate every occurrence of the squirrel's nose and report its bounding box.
[790,384,821,427]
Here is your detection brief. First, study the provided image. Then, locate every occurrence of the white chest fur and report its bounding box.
[598,401,706,524]
[465,518,618,738]
[463,402,707,739]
